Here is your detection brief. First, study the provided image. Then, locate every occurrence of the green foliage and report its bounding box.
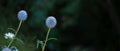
[0,0,118,51]
[37,40,43,48]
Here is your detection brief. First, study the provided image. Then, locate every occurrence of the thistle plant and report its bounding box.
[0,10,27,51]
[0,9,57,51]
[37,16,57,51]
[6,10,27,48]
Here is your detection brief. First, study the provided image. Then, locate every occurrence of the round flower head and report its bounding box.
[2,47,11,51]
[4,32,15,39]
[46,16,57,28]
[10,46,18,51]
[18,10,28,21]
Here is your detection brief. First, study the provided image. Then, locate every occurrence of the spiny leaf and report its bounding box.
[48,38,58,41]
[37,40,40,48]
[15,37,24,45]
[7,28,16,33]
[37,40,44,48]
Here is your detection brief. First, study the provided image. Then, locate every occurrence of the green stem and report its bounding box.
[42,28,51,51]
[7,20,23,48]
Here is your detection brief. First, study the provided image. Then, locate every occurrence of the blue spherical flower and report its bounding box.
[46,16,57,28]
[2,48,11,51]
[18,10,28,21]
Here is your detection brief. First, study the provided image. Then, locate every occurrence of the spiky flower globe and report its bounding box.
[18,10,28,21]
[2,48,11,51]
[46,16,57,28]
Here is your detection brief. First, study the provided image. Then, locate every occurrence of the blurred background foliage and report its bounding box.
[0,0,119,51]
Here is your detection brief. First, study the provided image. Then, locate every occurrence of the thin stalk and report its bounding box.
[42,28,51,51]
[7,20,23,48]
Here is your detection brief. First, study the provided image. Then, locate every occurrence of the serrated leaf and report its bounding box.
[48,38,58,41]
[7,28,16,33]
[37,40,40,48]
[16,38,24,45]
[39,41,44,47]
[37,40,44,48]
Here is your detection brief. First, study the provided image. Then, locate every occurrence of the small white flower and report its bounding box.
[18,10,28,21]
[4,32,15,39]
[46,16,57,28]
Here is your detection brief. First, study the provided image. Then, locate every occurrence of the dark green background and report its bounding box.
[0,0,119,51]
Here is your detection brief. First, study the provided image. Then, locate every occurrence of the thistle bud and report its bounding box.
[18,10,28,21]
[46,16,57,28]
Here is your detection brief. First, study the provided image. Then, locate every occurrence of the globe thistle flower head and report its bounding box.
[10,46,18,51]
[46,16,57,28]
[18,10,28,21]
[4,32,15,39]
[2,47,11,51]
